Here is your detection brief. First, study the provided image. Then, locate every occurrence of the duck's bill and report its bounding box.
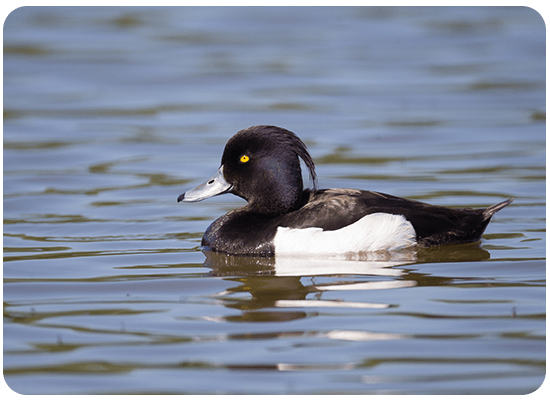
[178,166,232,203]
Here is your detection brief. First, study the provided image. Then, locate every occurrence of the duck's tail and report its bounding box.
[482,198,513,220]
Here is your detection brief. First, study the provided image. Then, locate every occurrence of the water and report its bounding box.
[3,6,546,395]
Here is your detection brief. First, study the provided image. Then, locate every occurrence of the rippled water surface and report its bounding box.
[3,6,546,395]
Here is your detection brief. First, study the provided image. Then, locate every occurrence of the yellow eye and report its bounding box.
[240,155,250,163]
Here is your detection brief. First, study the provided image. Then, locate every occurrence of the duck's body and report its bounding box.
[178,125,512,257]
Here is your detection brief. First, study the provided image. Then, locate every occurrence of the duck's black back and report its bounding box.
[276,189,512,247]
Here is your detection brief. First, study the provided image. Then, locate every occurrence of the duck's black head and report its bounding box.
[178,125,317,216]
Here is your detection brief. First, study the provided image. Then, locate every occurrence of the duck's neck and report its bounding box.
[247,164,304,216]
[248,184,304,216]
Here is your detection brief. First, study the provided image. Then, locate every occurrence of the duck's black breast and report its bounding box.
[201,207,279,256]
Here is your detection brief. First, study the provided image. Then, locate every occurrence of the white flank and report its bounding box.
[274,212,416,257]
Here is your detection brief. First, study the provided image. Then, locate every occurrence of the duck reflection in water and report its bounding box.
[202,244,491,324]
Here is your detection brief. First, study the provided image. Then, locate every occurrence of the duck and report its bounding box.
[178,125,512,257]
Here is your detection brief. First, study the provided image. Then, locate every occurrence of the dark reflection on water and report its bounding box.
[202,246,493,317]
[204,243,493,277]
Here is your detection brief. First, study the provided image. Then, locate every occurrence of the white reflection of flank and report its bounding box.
[273,255,414,277]
[275,299,389,309]
[316,280,417,291]
[322,330,407,341]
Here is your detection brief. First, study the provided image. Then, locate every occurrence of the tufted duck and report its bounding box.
[178,125,512,257]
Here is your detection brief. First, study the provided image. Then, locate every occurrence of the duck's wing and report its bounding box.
[279,189,512,247]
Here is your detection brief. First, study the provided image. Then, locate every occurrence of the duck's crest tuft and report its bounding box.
[243,125,318,190]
